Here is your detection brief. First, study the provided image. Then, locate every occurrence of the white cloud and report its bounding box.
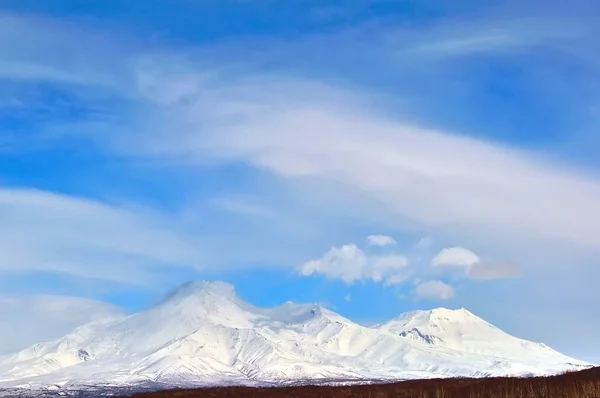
[367,234,396,246]
[108,66,600,258]
[2,13,600,255]
[432,247,520,280]
[0,295,123,355]
[413,280,455,300]
[0,13,134,84]
[0,188,203,282]
[432,247,480,268]
[299,244,408,284]
[407,33,517,56]
[344,294,352,302]
[0,8,596,362]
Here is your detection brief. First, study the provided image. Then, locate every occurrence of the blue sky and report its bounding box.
[1,0,600,362]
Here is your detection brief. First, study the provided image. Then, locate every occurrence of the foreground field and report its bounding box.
[126,367,600,398]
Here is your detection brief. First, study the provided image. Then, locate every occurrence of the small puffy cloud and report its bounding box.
[299,244,408,284]
[344,294,352,302]
[413,280,455,300]
[367,234,397,247]
[468,261,520,280]
[0,295,123,355]
[432,247,480,267]
[433,247,519,280]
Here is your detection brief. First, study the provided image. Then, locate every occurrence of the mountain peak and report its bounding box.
[390,307,477,323]
[0,287,588,389]
[377,306,551,358]
[430,307,476,318]
[378,307,496,345]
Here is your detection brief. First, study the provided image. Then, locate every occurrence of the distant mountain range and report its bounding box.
[0,281,591,395]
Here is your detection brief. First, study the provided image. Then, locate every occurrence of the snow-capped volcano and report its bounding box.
[0,281,590,392]
[380,308,569,361]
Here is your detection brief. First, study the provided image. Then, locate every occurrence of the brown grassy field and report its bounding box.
[125,366,600,398]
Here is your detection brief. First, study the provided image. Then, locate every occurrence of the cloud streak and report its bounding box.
[2,13,600,262]
[1,10,598,280]
[367,234,397,247]
[0,188,203,282]
[118,68,600,256]
[0,6,599,360]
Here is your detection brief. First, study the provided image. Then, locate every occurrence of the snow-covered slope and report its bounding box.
[0,281,590,391]
[380,308,562,357]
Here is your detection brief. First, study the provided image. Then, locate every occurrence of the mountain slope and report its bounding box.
[379,308,564,358]
[0,281,591,391]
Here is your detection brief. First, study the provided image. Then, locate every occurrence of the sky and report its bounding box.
[0,0,599,362]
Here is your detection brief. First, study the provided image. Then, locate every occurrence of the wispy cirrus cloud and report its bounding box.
[0,13,134,88]
[117,66,600,256]
[1,4,600,360]
[367,234,396,247]
[1,10,599,278]
[395,15,585,59]
[0,188,203,283]
[2,11,595,281]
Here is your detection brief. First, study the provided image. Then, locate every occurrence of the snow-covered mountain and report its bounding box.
[0,281,590,392]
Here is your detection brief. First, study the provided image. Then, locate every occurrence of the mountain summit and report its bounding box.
[379,308,562,359]
[0,281,591,391]
[381,308,499,345]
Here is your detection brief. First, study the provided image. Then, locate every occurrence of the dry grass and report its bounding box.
[122,366,600,398]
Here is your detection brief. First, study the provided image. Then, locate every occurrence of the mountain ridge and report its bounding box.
[0,281,592,392]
